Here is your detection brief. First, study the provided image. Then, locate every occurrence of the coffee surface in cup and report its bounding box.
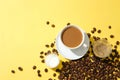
[62,26,83,48]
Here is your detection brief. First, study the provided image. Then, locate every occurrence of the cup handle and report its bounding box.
[83,43,87,48]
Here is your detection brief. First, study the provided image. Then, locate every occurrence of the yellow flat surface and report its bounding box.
[0,0,120,80]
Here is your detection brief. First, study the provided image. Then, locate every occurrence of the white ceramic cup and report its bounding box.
[60,25,88,49]
[57,25,89,60]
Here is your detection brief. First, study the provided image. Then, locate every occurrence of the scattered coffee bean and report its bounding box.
[67,23,70,25]
[104,38,108,40]
[11,70,15,74]
[97,29,101,33]
[51,24,55,28]
[47,50,51,54]
[87,33,91,38]
[114,45,117,49]
[110,35,114,38]
[37,70,40,73]
[56,69,61,73]
[93,27,96,32]
[45,44,49,48]
[44,68,48,72]
[48,78,52,80]
[46,21,50,25]
[91,30,94,34]
[38,73,42,77]
[53,73,56,77]
[52,49,56,53]
[41,59,45,63]
[45,52,47,55]
[116,41,120,45]
[18,67,23,71]
[40,51,44,54]
[40,55,44,58]
[51,43,54,48]
[33,65,37,70]
[108,25,112,29]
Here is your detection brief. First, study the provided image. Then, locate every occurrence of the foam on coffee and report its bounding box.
[62,26,83,48]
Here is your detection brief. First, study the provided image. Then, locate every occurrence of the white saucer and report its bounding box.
[56,32,90,60]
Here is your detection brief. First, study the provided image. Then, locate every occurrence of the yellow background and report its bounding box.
[0,0,120,80]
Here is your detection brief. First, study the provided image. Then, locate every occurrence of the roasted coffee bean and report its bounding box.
[52,49,57,53]
[116,41,120,45]
[93,27,97,31]
[56,69,61,72]
[114,45,117,49]
[40,55,44,58]
[108,25,112,29]
[51,24,55,28]
[37,70,40,73]
[33,65,37,70]
[97,29,101,33]
[47,50,51,54]
[45,44,49,48]
[67,23,70,25]
[48,78,52,80]
[91,30,94,34]
[46,21,50,25]
[41,59,45,63]
[44,68,48,72]
[11,70,15,74]
[87,33,91,38]
[104,38,108,40]
[18,67,23,71]
[51,43,54,47]
[40,51,44,54]
[53,73,56,77]
[38,73,42,77]
[93,36,97,40]
[110,35,114,38]
[45,52,47,55]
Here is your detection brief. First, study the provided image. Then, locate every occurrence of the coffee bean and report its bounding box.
[51,24,55,28]
[110,35,114,38]
[104,38,108,40]
[97,29,101,33]
[108,25,112,29]
[40,55,44,58]
[93,36,97,40]
[114,45,117,49]
[45,52,47,55]
[38,73,42,77]
[40,51,44,54]
[45,44,49,48]
[41,59,45,63]
[33,65,37,70]
[87,33,91,38]
[47,50,51,54]
[116,41,120,45]
[37,70,40,73]
[46,21,50,25]
[18,67,23,71]
[91,30,94,34]
[93,27,96,31]
[48,78,52,80]
[51,43,54,48]
[52,49,56,53]
[53,73,56,77]
[56,69,61,73]
[44,68,48,72]
[67,23,70,25]
[11,70,15,74]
